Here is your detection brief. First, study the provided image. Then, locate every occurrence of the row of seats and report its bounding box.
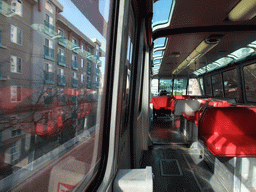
[178,97,256,157]
[151,95,256,157]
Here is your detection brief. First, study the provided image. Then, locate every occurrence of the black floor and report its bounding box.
[142,117,227,192]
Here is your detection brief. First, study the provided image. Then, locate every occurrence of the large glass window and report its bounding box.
[159,79,173,94]
[187,78,201,95]
[1,0,112,190]
[223,69,239,99]
[173,78,187,95]
[204,76,212,96]
[243,63,256,102]
[199,78,204,95]
[212,74,224,97]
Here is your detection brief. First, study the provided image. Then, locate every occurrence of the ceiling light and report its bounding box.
[229,0,256,21]
[172,39,219,74]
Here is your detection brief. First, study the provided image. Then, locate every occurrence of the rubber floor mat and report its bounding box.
[160,159,183,176]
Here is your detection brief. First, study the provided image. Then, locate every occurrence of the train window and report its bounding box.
[0,0,112,191]
[204,76,212,96]
[173,78,187,95]
[212,74,224,97]
[223,69,239,99]
[159,79,173,94]
[152,0,175,31]
[187,78,201,95]
[199,78,204,95]
[243,63,256,102]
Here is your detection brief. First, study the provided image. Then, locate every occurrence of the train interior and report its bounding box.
[110,0,256,191]
[1,0,256,191]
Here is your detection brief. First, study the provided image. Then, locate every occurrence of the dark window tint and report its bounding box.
[204,76,212,96]
[212,74,223,97]
[243,63,256,102]
[223,69,239,99]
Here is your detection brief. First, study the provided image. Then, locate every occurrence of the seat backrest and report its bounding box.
[174,99,200,115]
[199,107,256,135]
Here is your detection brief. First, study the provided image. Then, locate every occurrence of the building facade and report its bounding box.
[0,0,104,174]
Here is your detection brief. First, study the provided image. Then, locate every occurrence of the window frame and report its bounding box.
[10,85,22,103]
[11,25,23,45]
[10,55,22,73]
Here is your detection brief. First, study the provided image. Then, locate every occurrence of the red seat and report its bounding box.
[199,107,256,157]
[150,96,170,110]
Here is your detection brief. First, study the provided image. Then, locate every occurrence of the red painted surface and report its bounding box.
[199,107,256,157]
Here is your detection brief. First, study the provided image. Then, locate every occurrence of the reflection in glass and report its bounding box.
[223,69,239,99]
[243,63,256,102]
[159,79,173,94]
[229,47,254,61]
[212,74,224,97]
[173,79,187,95]
[0,0,110,190]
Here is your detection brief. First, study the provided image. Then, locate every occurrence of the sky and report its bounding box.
[152,0,174,27]
[58,0,109,52]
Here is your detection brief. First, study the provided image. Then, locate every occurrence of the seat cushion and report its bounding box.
[201,134,256,157]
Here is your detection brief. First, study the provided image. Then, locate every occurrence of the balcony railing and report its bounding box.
[44,20,55,36]
[87,52,93,62]
[44,71,54,84]
[72,43,79,54]
[72,60,78,70]
[57,75,66,86]
[71,78,78,87]
[44,46,54,61]
[87,66,91,74]
[57,54,66,66]
[58,36,66,47]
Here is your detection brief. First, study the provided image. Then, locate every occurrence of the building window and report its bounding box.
[81,58,84,68]
[11,0,22,16]
[45,14,54,25]
[58,68,64,76]
[58,28,64,37]
[87,47,91,53]
[81,44,84,52]
[10,86,22,102]
[12,129,21,137]
[72,38,77,45]
[45,38,53,48]
[10,55,22,73]
[72,54,77,61]
[45,1,53,13]
[11,25,22,45]
[11,142,20,163]
[59,48,64,56]
[73,72,77,79]
[81,74,84,82]
[45,63,53,72]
